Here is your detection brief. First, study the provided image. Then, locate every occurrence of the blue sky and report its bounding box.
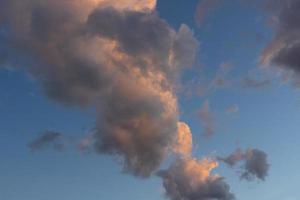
[1,0,300,200]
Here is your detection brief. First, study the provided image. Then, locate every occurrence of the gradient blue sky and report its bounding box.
[1,1,300,200]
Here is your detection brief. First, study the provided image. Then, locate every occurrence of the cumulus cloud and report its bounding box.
[28,131,65,152]
[261,0,300,87]
[218,148,270,181]
[199,100,215,137]
[0,1,269,199]
[0,0,198,177]
[158,157,235,200]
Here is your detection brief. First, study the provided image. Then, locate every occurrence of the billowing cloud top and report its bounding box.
[0,0,198,177]
[173,122,193,156]
[0,1,271,199]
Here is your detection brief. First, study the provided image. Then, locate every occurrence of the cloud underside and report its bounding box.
[158,157,235,200]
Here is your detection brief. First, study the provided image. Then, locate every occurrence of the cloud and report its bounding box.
[218,148,247,167]
[199,100,215,137]
[195,0,223,27]
[241,149,270,181]
[0,0,199,177]
[241,77,271,89]
[28,130,65,152]
[261,0,300,87]
[77,133,95,152]
[158,157,235,200]
[1,1,269,199]
[226,104,239,114]
[219,148,270,181]
[173,122,193,156]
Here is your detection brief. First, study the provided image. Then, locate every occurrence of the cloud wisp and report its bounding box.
[199,100,216,137]
[226,104,239,114]
[241,76,271,89]
[28,130,65,153]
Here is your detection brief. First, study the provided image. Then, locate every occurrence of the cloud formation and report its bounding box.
[219,148,270,181]
[0,0,198,177]
[261,0,300,87]
[28,130,65,152]
[1,1,270,199]
[158,157,235,200]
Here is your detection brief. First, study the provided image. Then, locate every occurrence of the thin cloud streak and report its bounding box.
[28,130,65,153]
[199,100,215,137]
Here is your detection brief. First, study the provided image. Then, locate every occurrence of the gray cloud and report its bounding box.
[0,0,198,177]
[241,149,270,181]
[158,157,235,200]
[219,148,270,181]
[28,130,65,152]
[261,0,300,87]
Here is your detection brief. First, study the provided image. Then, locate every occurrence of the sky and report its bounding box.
[1,0,300,200]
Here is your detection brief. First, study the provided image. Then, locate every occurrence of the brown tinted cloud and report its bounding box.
[0,1,270,199]
[0,0,198,177]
